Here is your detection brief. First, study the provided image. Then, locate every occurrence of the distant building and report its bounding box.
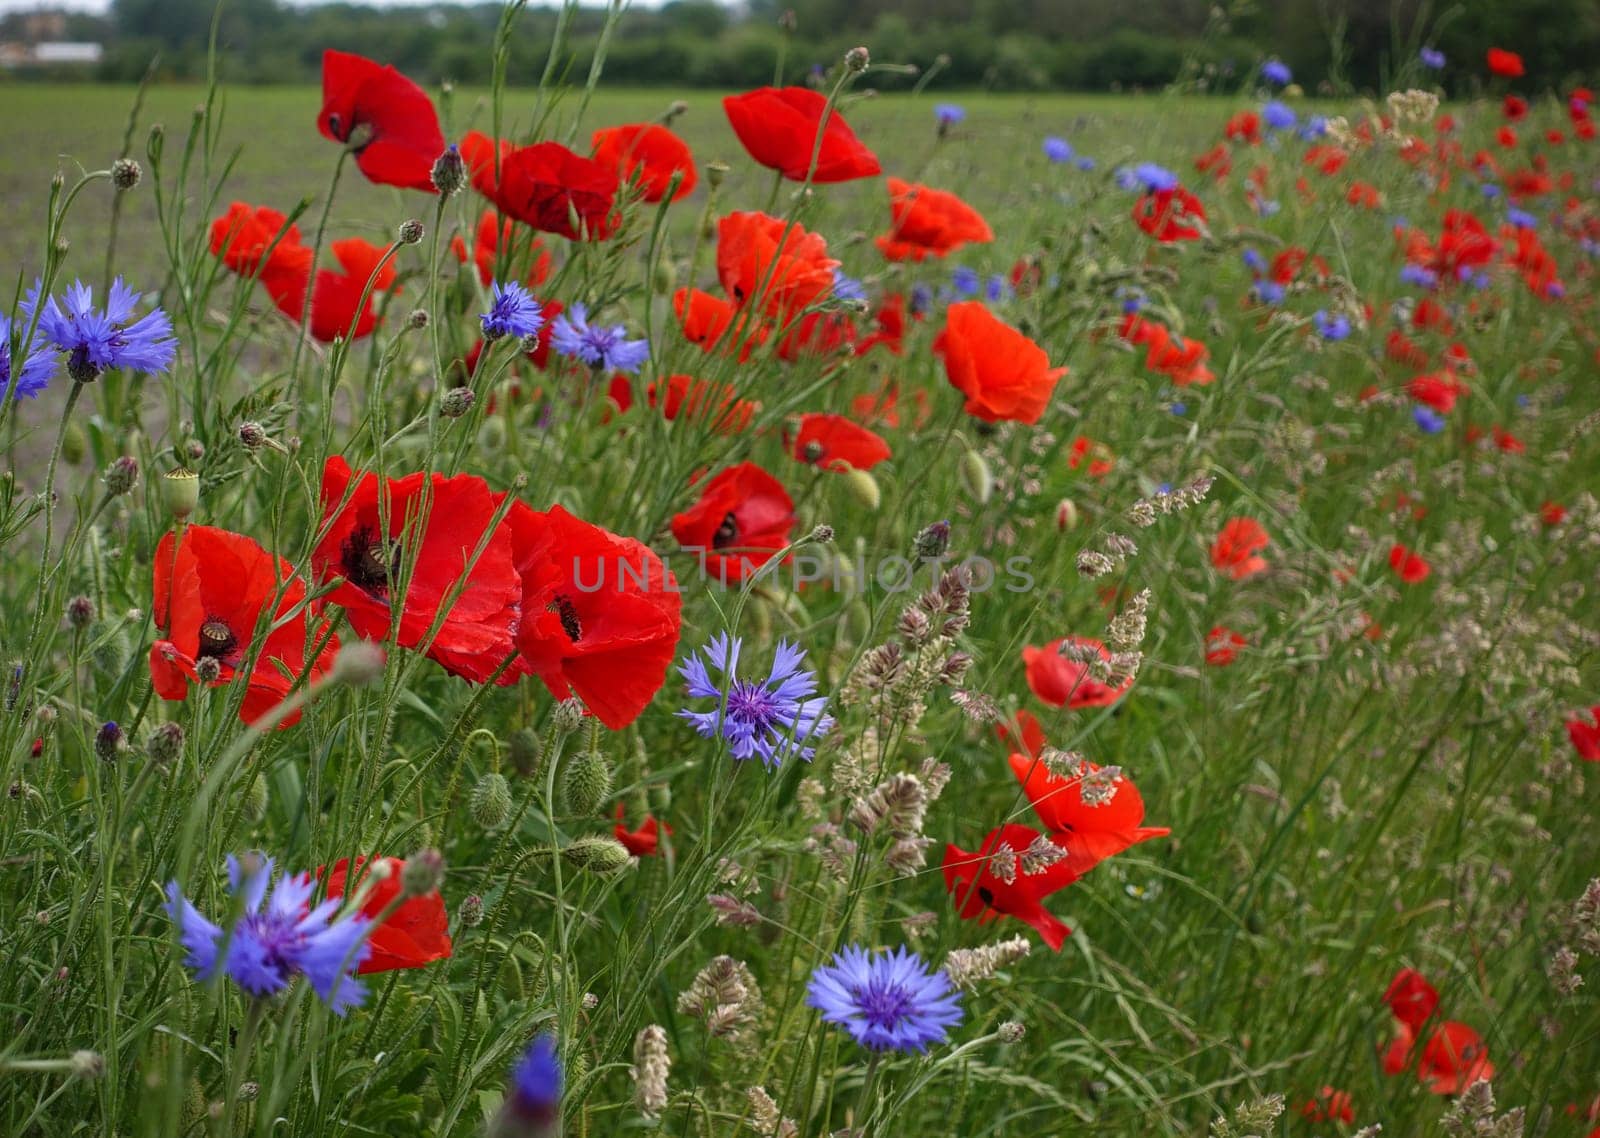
[0,9,103,69]
[31,41,103,64]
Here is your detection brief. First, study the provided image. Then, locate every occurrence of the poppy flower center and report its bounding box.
[341,527,399,594]
[548,595,582,643]
[803,441,826,463]
[198,617,238,660]
[977,886,996,907]
[712,511,740,550]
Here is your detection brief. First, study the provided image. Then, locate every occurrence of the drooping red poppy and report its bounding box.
[670,462,795,585]
[149,525,338,728]
[1565,706,1600,761]
[1194,142,1233,179]
[1021,636,1132,710]
[459,131,619,241]
[1388,544,1431,584]
[1211,517,1269,580]
[209,202,312,279]
[722,86,881,183]
[322,855,452,974]
[1118,312,1215,387]
[313,457,521,684]
[1205,626,1247,666]
[590,123,698,203]
[262,237,398,343]
[934,301,1065,425]
[784,413,890,472]
[942,823,1078,951]
[317,50,445,193]
[506,501,682,730]
[1299,1087,1354,1124]
[874,177,994,262]
[716,211,839,322]
[451,209,551,289]
[1486,48,1525,78]
[614,804,671,856]
[1067,436,1113,479]
[1133,184,1207,242]
[1384,967,1440,1032]
[672,288,769,360]
[1007,751,1169,875]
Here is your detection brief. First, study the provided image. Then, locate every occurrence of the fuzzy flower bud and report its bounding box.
[470,772,514,831]
[459,894,485,927]
[147,721,185,767]
[430,145,467,196]
[65,595,95,630]
[913,519,951,561]
[238,421,268,449]
[111,158,142,191]
[398,218,425,245]
[441,386,475,418]
[94,721,125,763]
[562,835,632,875]
[562,749,612,816]
[103,455,139,496]
[845,46,871,72]
[400,848,445,897]
[331,641,386,686]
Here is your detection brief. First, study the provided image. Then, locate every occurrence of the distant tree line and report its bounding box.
[9,0,1598,93]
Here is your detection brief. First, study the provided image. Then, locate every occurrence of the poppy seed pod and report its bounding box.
[562,749,612,817]
[561,835,632,875]
[163,468,200,521]
[470,772,514,831]
[508,726,544,778]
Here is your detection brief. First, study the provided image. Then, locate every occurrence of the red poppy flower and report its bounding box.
[1067,436,1113,479]
[209,202,312,279]
[670,462,795,585]
[1407,371,1464,413]
[322,856,452,974]
[1007,751,1169,875]
[623,373,759,433]
[785,413,890,472]
[459,131,619,241]
[1300,1087,1354,1124]
[317,50,445,192]
[1388,544,1431,584]
[777,311,858,362]
[1386,330,1430,370]
[1539,501,1567,527]
[1022,636,1132,710]
[313,457,521,684]
[1503,94,1529,122]
[590,123,697,203]
[1133,184,1207,242]
[1194,142,1232,178]
[1205,626,1247,666]
[1486,48,1525,78]
[722,86,880,183]
[1566,706,1600,761]
[1211,517,1269,580]
[1347,181,1382,209]
[1225,111,1261,144]
[942,823,1078,951]
[262,237,398,343]
[1384,967,1440,1031]
[849,382,930,431]
[614,804,671,856]
[451,209,551,289]
[934,301,1065,425]
[854,293,911,357]
[149,525,337,728]
[1384,1020,1495,1095]
[716,211,839,322]
[875,177,994,262]
[507,501,682,729]
[672,287,769,360]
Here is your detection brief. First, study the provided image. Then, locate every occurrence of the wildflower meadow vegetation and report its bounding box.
[2,8,1599,1136]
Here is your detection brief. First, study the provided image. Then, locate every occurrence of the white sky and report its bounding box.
[2,0,688,17]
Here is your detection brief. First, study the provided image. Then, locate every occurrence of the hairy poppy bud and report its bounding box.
[147,722,184,767]
[958,449,993,504]
[651,257,677,296]
[508,726,544,778]
[111,158,142,190]
[1055,499,1080,531]
[552,698,585,736]
[913,520,951,561]
[94,721,125,763]
[402,848,445,897]
[459,893,485,927]
[431,144,467,196]
[103,455,139,496]
[441,386,475,418]
[241,772,269,824]
[330,641,386,686]
[70,1051,105,1080]
[562,749,612,817]
[62,420,87,463]
[163,468,200,521]
[998,1020,1025,1044]
[470,772,514,831]
[65,595,95,630]
[841,467,880,510]
[562,835,631,875]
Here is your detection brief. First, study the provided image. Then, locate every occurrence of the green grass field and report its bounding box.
[0,56,1596,1138]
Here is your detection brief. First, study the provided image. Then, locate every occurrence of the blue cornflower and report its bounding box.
[950,266,981,298]
[1241,247,1265,272]
[984,274,1007,303]
[1075,155,1097,171]
[678,634,834,770]
[1413,406,1446,434]
[1261,59,1292,86]
[28,278,174,383]
[1481,183,1502,199]
[1399,264,1440,289]
[1253,197,1282,218]
[1170,401,1187,416]
[494,1035,562,1134]
[1313,310,1351,341]
[1,316,57,400]
[480,281,544,341]
[549,303,651,373]
[1420,47,1446,70]
[1042,136,1073,163]
[806,945,964,1053]
[934,103,966,125]
[164,854,370,1014]
[1506,208,1538,229]
[1117,163,1179,193]
[1252,280,1286,306]
[1299,115,1329,141]
[1545,281,1566,299]
[831,267,867,302]
[909,283,934,316]
[1262,100,1296,130]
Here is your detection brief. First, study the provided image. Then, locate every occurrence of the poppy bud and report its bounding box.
[431,144,467,196]
[62,420,87,464]
[552,698,586,736]
[94,721,124,763]
[147,722,184,767]
[65,595,95,630]
[401,848,446,897]
[195,656,222,684]
[1055,499,1080,531]
[959,450,993,504]
[111,158,142,190]
[441,386,475,418]
[163,468,200,521]
[460,893,485,928]
[470,772,514,831]
[330,641,386,686]
[241,772,269,824]
[561,835,631,875]
[913,520,951,561]
[651,257,677,296]
[841,467,881,511]
[103,455,139,496]
[508,726,544,778]
[398,218,425,245]
[562,749,612,817]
